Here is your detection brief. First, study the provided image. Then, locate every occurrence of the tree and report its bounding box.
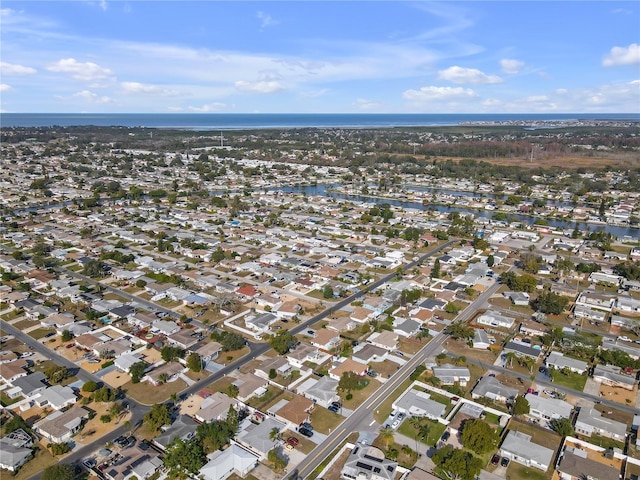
[268,330,296,355]
[431,259,441,279]
[227,384,239,398]
[322,285,334,299]
[432,445,483,480]
[42,464,75,480]
[83,259,107,278]
[444,321,474,341]
[267,448,287,472]
[379,426,395,448]
[61,329,73,342]
[445,302,461,314]
[100,414,112,423]
[44,365,70,384]
[409,365,426,381]
[93,386,116,402]
[164,438,206,477]
[534,291,569,315]
[269,368,277,379]
[459,419,499,454]
[550,418,575,437]
[187,352,202,372]
[161,345,183,362]
[144,403,171,432]
[129,361,147,383]
[48,442,71,456]
[226,405,239,431]
[82,381,98,393]
[512,396,530,416]
[520,252,544,274]
[486,254,495,267]
[196,420,235,453]
[3,414,28,434]
[211,331,246,351]
[338,372,369,392]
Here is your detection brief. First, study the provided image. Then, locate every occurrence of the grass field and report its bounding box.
[506,462,549,480]
[122,378,187,405]
[549,370,587,391]
[373,378,413,423]
[398,418,447,447]
[309,406,343,434]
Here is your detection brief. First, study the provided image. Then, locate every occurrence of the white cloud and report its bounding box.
[299,88,329,99]
[234,80,285,94]
[482,98,502,107]
[186,102,226,112]
[403,86,477,102]
[500,58,524,75]
[352,98,380,110]
[73,90,113,103]
[120,81,177,96]
[257,11,278,30]
[603,43,640,66]
[437,66,502,84]
[48,58,113,81]
[1,61,37,75]
[100,0,108,12]
[612,8,632,14]
[0,84,12,92]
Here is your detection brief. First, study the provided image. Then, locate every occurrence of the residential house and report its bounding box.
[103,444,163,480]
[199,444,260,480]
[472,329,491,350]
[504,292,531,306]
[352,344,388,365]
[329,358,368,381]
[340,445,397,480]
[12,372,47,398]
[524,394,573,424]
[195,392,236,423]
[153,414,198,450]
[367,331,398,351]
[601,338,640,360]
[575,408,627,441]
[146,362,183,386]
[167,329,199,350]
[431,364,471,387]
[232,373,269,403]
[471,376,518,403]
[476,310,516,329]
[150,319,180,336]
[592,364,637,391]
[196,341,223,362]
[34,407,90,443]
[556,445,620,480]
[545,352,588,375]
[255,356,291,381]
[0,429,33,472]
[519,319,548,338]
[236,417,286,460]
[392,389,446,420]
[503,341,541,359]
[245,313,277,333]
[615,295,640,313]
[35,385,77,410]
[0,359,28,384]
[310,329,341,352]
[575,291,615,311]
[273,395,315,426]
[287,344,329,369]
[499,430,554,471]
[297,376,339,408]
[393,318,421,338]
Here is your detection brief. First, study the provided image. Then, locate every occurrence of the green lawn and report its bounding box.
[373,378,413,424]
[506,462,549,480]
[579,434,625,451]
[27,328,55,340]
[549,370,587,391]
[309,406,343,434]
[398,418,447,447]
[1,309,23,321]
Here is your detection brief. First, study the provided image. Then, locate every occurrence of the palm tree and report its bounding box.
[505,352,517,368]
[269,427,280,443]
[418,424,431,445]
[379,426,395,448]
[157,373,168,384]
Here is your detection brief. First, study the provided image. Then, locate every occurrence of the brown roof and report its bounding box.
[275,395,314,424]
[330,358,367,378]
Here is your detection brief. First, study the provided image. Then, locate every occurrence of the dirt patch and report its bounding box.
[598,384,637,407]
[122,378,187,405]
[179,394,205,417]
[444,337,499,365]
[78,402,132,445]
[321,448,351,480]
[102,369,131,389]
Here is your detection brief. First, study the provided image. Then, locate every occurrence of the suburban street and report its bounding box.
[287,273,505,479]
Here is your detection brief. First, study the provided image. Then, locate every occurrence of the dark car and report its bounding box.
[441,431,450,442]
[500,457,510,468]
[328,405,339,413]
[330,401,342,409]
[299,428,313,438]
[491,454,500,466]
[300,422,313,431]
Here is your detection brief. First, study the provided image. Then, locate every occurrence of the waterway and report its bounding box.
[270,184,638,238]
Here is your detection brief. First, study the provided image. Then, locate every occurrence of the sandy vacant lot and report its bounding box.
[102,369,131,388]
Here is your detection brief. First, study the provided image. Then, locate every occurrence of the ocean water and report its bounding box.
[1,113,638,129]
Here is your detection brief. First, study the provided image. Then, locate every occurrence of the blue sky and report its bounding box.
[1,1,639,113]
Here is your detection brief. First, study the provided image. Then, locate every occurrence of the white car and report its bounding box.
[619,336,631,342]
[391,419,400,428]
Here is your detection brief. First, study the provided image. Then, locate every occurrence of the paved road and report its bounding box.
[10,240,454,478]
[286,268,504,479]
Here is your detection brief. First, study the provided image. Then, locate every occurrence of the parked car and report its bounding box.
[392,419,400,428]
[491,454,500,466]
[66,343,75,349]
[328,405,340,413]
[300,422,313,431]
[330,401,342,409]
[88,358,100,364]
[299,428,313,438]
[500,457,510,468]
[441,431,450,442]
[83,459,97,469]
[286,437,299,446]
